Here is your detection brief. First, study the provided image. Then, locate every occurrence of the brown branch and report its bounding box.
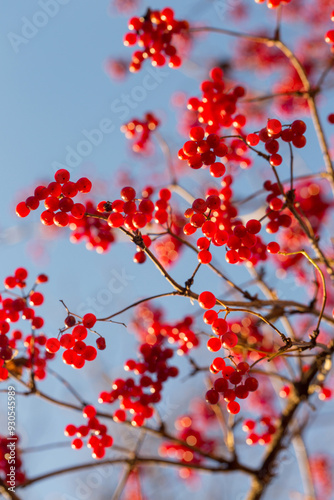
[247,343,334,500]
[0,478,22,500]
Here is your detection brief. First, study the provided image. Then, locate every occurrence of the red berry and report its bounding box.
[64,424,76,436]
[76,177,92,193]
[198,250,212,264]
[82,313,96,329]
[328,114,334,124]
[16,202,30,218]
[205,389,219,405]
[246,219,261,234]
[198,291,216,309]
[207,337,222,352]
[267,119,282,135]
[267,241,280,254]
[189,126,205,141]
[245,377,259,392]
[107,212,124,228]
[96,337,106,350]
[71,438,83,449]
[83,405,96,419]
[55,169,70,184]
[227,401,240,414]
[120,187,136,202]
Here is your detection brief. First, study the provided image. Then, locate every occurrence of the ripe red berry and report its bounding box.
[45,338,60,353]
[227,401,240,414]
[189,126,205,141]
[207,337,222,352]
[267,241,280,254]
[55,169,70,184]
[198,291,216,309]
[203,309,218,325]
[198,249,212,264]
[328,113,334,124]
[82,313,97,329]
[83,405,96,419]
[245,377,259,392]
[96,337,106,350]
[107,212,124,228]
[121,186,136,202]
[16,202,30,218]
[205,388,219,405]
[76,177,92,193]
[267,118,282,135]
[246,219,261,234]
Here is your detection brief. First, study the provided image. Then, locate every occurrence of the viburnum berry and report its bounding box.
[96,337,106,350]
[207,337,222,352]
[244,377,259,392]
[227,400,240,414]
[82,313,97,329]
[72,325,88,340]
[16,202,30,218]
[205,388,219,405]
[198,250,212,264]
[267,241,280,254]
[82,405,96,419]
[267,118,282,136]
[211,318,228,336]
[107,212,124,228]
[55,169,70,184]
[198,291,216,309]
[246,219,261,234]
[203,309,218,325]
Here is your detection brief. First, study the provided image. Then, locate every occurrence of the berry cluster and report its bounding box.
[103,186,170,229]
[0,269,52,382]
[69,200,116,254]
[242,416,277,445]
[121,112,159,153]
[65,405,113,460]
[153,213,184,267]
[159,414,216,479]
[178,126,227,176]
[254,0,291,9]
[274,181,332,274]
[0,434,26,486]
[46,313,103,369]
[124,8,188,71]
[205,361,259,414]
[324,11,334,51]
[187,67,246,135]
[309,454,333,499]
[197,293,261,414]
[16,169,92,228]
[183,182,268,266]
[99,339,179,427]
[228,316,276,364]
[131,303,199,355]
[246,119,307,167]
[263,180,292,235]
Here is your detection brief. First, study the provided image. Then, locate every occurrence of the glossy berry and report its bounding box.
[198,291,216,309]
